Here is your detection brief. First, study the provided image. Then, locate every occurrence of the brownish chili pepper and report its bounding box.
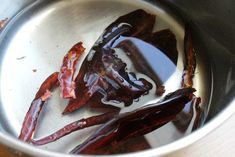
[32,110,119,145]
[70,87,195,154]
[18,72,59,142]
[58,42,85,99]
[181,25,196,88]
[173,25,202,132]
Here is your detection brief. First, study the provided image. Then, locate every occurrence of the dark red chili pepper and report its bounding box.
[58,42,85,99]
[32,110,119,145]
[181,25,196,88]
[18,72,59,142]
[173,25,202,132]
[70,87,195,154]
[104,9,155,40]
[63,47,152,114]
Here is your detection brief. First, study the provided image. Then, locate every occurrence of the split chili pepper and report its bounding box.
[58,42,85,99]
[70,87,195,154]
[18,72,59,142]
[32,110,119,145]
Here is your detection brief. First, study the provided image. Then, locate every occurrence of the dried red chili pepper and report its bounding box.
[32,110,119,145]
[70,87,195,154]
[173,25,202,132]
[181,25,196,88]
[18,72,59,142]
[63,47,153,114]
[58,42,85,99]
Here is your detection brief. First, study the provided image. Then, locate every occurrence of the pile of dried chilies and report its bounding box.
[18,9,201,155]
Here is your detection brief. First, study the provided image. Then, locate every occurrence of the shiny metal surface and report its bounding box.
[0,0,234,157]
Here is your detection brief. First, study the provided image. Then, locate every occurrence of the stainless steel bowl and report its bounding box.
[0,0,235,156]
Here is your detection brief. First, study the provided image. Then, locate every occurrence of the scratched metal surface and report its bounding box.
[0,0,221,156]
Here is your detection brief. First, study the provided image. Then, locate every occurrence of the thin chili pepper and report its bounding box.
[173,25,202,132]
[32,110,119,145]
[58,42,85,99]
[181,25,196,88]
[18,72,59,142]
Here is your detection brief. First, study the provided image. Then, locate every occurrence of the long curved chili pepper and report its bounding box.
[181,25,196,88]
[70,87,195,154]
[173,25,202,132]
[18,72,59,142]
[58,42,85,99]
[32,110,119,145]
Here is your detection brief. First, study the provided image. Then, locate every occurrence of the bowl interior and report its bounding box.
[0,0,235,156]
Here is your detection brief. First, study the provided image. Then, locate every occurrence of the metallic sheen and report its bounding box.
[0,0,235,157]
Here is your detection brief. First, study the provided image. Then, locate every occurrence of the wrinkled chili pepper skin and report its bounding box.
[172,25,202,132]
[32,110,119,145]
[181,25,196,88]
[58,42,85,99]
[63,10,155,114]
[71,87,195,154]
[63,47,153,114]
[18,72,59,142]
